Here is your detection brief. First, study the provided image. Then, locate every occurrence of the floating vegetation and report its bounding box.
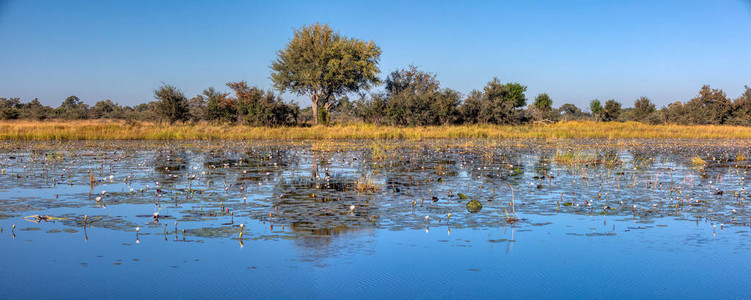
[0,139,749,242]
[466,200,483,213]
[24,214,71,223]
[0,213,18,220]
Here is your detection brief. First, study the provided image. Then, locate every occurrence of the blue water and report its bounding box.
[0,140,749,299]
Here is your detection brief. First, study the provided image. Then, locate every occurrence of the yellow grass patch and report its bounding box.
[1,120,751,140]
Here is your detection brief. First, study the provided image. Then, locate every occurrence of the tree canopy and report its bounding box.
[603,99,621,122]
[154,84,189,124]
[462,78,527,124]
[270,23,381,125]
[590,100,603,121]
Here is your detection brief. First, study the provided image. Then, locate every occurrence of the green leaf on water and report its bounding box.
[458,193,468,200]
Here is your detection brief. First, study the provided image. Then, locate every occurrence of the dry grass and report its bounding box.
[355,174,381,192]
[690,156,708,166]
[554,150,598,165]
[2,120,751,140]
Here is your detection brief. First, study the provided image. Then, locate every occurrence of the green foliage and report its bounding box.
[376,66,460,126]
[187,95,207,123]
[20,98,51,120]
[327,96,359,124]
[227,81,299,127]
[355,93,388,124]
[126,102,158,121]
[589,99,603,121]
[0,97,22,120]
[728,86,751,126]
[632,97,656,122]
[461,78,527,124]
[203,87,235,123]
[90,100,123,119]
[505,83,528,108]
[684,85,731,125]
[56,95,89,120]
[603,99,621,121]
[433,89,462,125]
[318,107,329,125]
[558,103,583,121]
[530,93,556,122]
[533,93,553,111]
[270,22,381,125]
[385,66,440,95]
[154,84,189,124]
[660,101,687,124]
[659,85,732,125]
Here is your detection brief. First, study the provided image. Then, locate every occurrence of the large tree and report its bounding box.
[379,66,460,126]
[558,103,582,121]
[530,93,554,122]
[603,99,621,121]
[154,84,189,124]
[728,86,751,126]
[202,87,234,123]
[590,99,603,121]
[90,99,122,119]
[684,85,731,125]
[461,78,527,124]
[270,23,382,125]
[56,95,89,120]
[632,97,656,121]
[227,81,299,127]
[0,97,21,120]
[21,98,51,120]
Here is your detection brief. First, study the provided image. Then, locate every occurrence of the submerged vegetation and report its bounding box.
[1,139,750,239]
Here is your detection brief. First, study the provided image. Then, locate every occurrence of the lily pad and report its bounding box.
[466,200,482,213]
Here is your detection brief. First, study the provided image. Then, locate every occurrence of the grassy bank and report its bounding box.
[1,120,751,140]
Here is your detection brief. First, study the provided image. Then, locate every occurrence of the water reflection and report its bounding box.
[0,140,749,242]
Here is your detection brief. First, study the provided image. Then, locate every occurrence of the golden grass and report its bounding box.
[554,150,598,165]
[2,120,751,140]
[690,156,708,166]
[355,174,381,192]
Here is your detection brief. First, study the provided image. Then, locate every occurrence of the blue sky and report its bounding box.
[1,0,750,110]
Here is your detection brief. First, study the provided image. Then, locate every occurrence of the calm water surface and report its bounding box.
[0,140,749,299]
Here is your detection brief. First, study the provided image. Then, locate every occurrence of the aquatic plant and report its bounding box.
[690,156,707,166]
[355,174,381,192]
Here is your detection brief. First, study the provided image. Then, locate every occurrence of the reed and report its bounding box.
[355,174,381,192]
[2,120,751,140]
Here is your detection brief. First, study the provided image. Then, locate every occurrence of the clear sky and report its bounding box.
[1,0,750,110]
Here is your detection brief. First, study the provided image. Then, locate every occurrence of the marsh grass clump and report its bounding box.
[370,141,394,160]
[691,156,708,166]
[355,174,381,192]
[554,149,620,167]
[554,150,598,165]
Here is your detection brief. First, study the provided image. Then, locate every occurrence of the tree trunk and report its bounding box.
[310,92,319,125]
[312,102,319,125]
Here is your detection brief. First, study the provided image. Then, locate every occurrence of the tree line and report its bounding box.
[2,23,750,126]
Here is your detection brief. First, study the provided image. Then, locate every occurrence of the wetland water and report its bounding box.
[1,139,750,299]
